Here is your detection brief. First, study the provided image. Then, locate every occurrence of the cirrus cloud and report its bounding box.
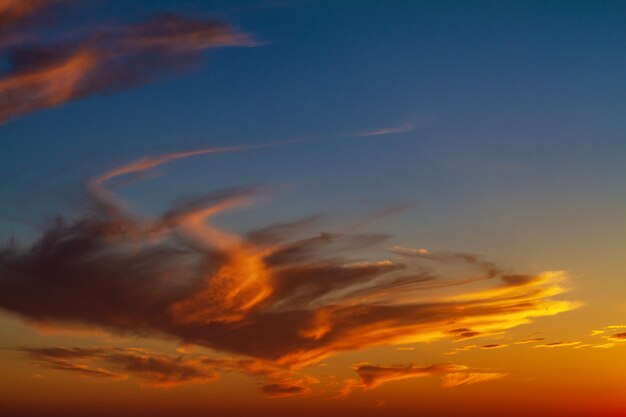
[0,2,253,124]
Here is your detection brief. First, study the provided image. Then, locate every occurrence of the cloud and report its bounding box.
[534,341,581,348]
[21,345,316,393]
[480,344,507,349]
[201,357,317,396]
[441,372,507,388]
[448,328,483,341]
[0,0,48,27]
[21,346,215,387]
[337,122,415,138]
[354,363,460,388]
[0,4,253,124]
[444,344,478,356]
[336,362,505,395]
[592,343,615,349]
[607,332,626,342]
[0,146,578,392]
[0,0,67,47]
[515,337,544,344]
[261,383,310,397]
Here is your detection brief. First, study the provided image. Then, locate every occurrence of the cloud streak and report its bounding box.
[23,346,217,387]
[441,372,507,388]
[534,341,581,348]
[608,332,626,342]
[355,363,461,388]
[337,122,415,138]
[0,4,253,124]
[0,0,67,47]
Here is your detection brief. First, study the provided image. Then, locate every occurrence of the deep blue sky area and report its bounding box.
[1,1,624,282]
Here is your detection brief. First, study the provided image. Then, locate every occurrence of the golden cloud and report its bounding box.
[1,146,579,393]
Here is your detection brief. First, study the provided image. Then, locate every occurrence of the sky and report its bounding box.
[0,1,625,416]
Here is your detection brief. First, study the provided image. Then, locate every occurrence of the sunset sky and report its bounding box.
[1,1,625,416]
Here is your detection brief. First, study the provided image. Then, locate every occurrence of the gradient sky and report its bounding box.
[1,1,625,416]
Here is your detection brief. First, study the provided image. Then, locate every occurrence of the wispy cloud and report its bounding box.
[0,3,253,124]
[514,337,544,345]
[355,363,464,389]
[334,362,506,396]
[0,145,578,392]
[441,372,507,388]
[21,346,215,387]
[0,0,67,47]
[607,332,626,342]
[21,345,316,393]
[337,122,415,138]
[480,344,507,350]
[534,341,581,348]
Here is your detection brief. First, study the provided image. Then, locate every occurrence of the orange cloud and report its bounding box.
[1,146,579,392]
[22,346,216,387]
[444,344,478,355]
[355,363,462,388]
[534,341,581,348]
[607,332,626,342]
[261,383,311,398]
[441,372,507,388]
[514,337,544,344]
[0,0,64,43]
[448,328,483,341]
[335,362,506,396]
[0,7,252,124]
[22,345,319,395]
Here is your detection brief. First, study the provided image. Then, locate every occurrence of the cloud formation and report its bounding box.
[22,345,315,394]
[334,362,506,397]
[608,332,626,342]
[22,346,216,387]
[534,341,581,348]
[0,0,66,47]
[514,337,544,344]
[0,145,578,392]
[0,2,252,124]
[354,363,461,388]
[480,344,507,350]
[441,372,507,388]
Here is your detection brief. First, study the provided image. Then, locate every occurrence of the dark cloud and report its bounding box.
[1,148,577,391]
[534,341,580,348]
[449,328,482,341]
[0,3,252,124]
[0,0,67,46]
[514,337,544,344]
[21,346,216,386]
[21,345,316,394]
[391,246,501,278]
[335,362,506,395]
[608,332,626,342]
[480,344,507,349]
